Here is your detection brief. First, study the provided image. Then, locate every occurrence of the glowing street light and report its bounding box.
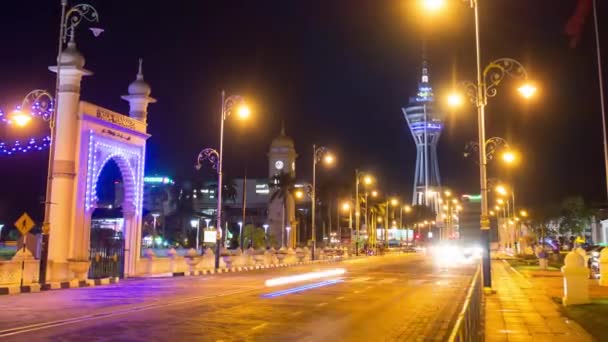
[237,104,251,119]
[495,185,508,196]
[371,190,378,197]
[447,93,464,107]
[390,198,399,206]
[517,83,537,99]
[520,210,528,217]
[422,0,445,11]
[502,151,517,164]
[8,109,33,127]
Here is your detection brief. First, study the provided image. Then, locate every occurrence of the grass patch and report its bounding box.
[559,299,608,340]
[505,258,560,273]
[0,246,17,260]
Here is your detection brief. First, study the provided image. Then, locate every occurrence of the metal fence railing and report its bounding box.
[448,265,483,342]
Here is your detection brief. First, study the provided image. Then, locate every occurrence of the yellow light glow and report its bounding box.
[295,190,304,199]
[404,205,412,212]
[265,268,346,287]
[377,217,383,223]
[443,205,448,211]
[452,198,458,204]
[444,190,452,197]
[237,105,251,119]
[456,205,463,211]
[390,198,399,206]
[520,210,528,217]
[495,185,508,196]
[502,151,516,164]
[515,217,520,222]
[9,110,32,127]
[323,153,335,165]
[342,202,351,211]
[422,0,446,11]
[489,210,495,216]
[518,83,537,99]
[447,93,463,107]
[371,190,378,197]
[497,198,504,205]
[494,205,500,210]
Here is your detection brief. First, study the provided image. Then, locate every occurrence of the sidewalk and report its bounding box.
[485,260,592,341]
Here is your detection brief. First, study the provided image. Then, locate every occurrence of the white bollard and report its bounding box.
[561,251,590,306]
[167,248,178,273]
[599,248,608,286]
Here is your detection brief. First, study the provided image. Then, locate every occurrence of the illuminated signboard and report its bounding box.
[203,230,216,243]
[144,176,175,185]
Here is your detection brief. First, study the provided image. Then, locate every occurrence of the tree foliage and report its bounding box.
[559,196,593,235]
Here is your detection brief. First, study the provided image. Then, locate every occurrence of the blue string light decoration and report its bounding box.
[0,101,53,156]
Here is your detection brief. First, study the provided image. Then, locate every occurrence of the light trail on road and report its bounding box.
[261,279,344,298]
[264,268,346,287]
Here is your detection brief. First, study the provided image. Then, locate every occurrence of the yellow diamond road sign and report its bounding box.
[14,213,35,236]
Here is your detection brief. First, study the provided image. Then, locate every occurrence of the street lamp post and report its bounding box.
[310,145,333,260]
[190,218,200,252]
[195,92,248,270]
[263,224,269,248]
[238,221,243,249]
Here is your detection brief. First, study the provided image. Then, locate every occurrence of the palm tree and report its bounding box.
[270,172,296,247]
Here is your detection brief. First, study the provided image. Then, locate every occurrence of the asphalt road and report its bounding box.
[0,253,476,341]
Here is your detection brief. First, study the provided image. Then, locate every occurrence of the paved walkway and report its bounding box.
[485,260,592,342]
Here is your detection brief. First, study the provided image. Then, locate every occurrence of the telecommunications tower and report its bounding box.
[402,61,443,211]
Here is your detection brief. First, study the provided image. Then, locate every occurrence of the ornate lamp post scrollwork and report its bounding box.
[63,3,101,42]
[195,148,220,171]
[20,90,55,121]
[460,58,528,106]
[463,136,511,162]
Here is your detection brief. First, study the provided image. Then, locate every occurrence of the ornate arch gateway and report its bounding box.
[75,103,148,279]
[45,40,155,282]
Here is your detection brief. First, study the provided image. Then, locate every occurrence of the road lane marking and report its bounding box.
[290,311,302,316]
[350,277,371,283]
[353,290,361,294]
[251,323,268,331]
[317,302,328,307]
[336,296,345,300]
[0,287,262,338]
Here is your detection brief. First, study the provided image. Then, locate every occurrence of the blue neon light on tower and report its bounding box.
[402,61,443,209]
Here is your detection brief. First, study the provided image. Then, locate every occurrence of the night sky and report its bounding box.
[0,0,606,224]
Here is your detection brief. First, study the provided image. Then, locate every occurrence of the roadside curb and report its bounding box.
[170,257,350,278]
[0,277,119,296]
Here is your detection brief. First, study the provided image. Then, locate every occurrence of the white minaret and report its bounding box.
[47,38,93,275]
[121,59,157,124]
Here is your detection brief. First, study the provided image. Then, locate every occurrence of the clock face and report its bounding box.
[275,160,284,170]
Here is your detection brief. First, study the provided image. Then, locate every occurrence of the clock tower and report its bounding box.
[267,124,298,248]
[268,124,297,178]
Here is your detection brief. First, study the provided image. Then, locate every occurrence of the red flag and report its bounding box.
[565,0,593,47]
